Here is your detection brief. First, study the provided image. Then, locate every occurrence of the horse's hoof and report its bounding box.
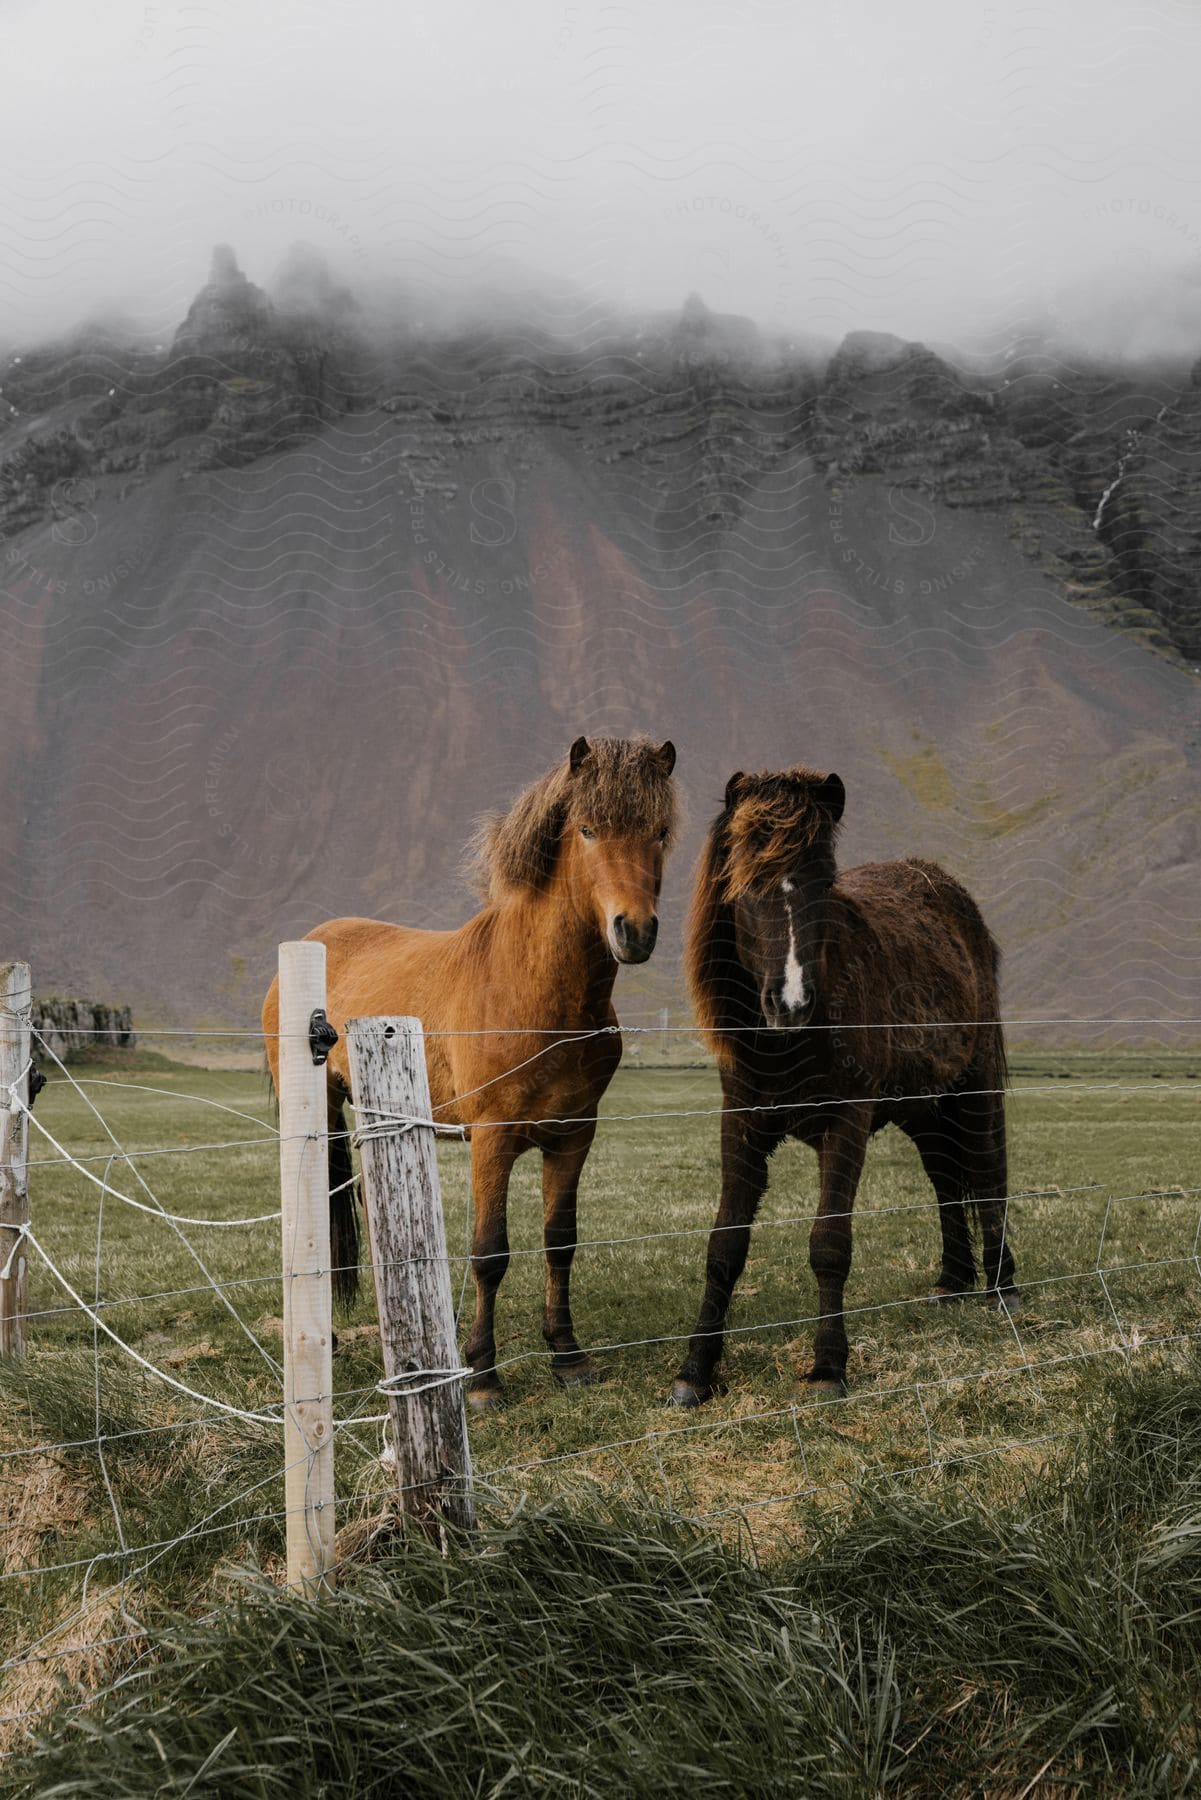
[928,1286,975,1305]
[987,1288,1022,1315]
[466,1385,506,1413]
[666,1379,710,1409]
[803,1373,848,1398]
[552,1360,601,1390]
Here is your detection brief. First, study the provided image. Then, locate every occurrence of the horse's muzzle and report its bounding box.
[761,988,812,1030]
[610,913,658,964]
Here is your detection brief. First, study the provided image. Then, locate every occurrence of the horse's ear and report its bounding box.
[569,736,592,773]
[817,772,846,824]
[724,771,745,810]
[652,740,676,776]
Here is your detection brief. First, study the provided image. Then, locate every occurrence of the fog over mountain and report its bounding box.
[2,2,1199,1040]
[4,0,1201,357]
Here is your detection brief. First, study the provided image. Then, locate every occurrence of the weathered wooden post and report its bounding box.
[0,962,32,1358]
[277,941,336,1594]
[345,1016,474,1534]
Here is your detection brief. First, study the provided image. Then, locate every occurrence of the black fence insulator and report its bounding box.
[308,1010,339,1067]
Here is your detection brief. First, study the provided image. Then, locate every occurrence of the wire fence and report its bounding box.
[1,1006,1198,1738]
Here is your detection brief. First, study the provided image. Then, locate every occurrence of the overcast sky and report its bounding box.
[4,0,1201,355]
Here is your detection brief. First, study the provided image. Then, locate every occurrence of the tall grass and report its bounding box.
[7,1358,1200,1799]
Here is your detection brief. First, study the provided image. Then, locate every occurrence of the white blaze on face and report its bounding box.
[779,879,808,1012]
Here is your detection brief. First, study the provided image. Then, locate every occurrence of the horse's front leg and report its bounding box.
[464,1130,520,1411]
[806,1105,872,1392]
[541,1126,599,1389]
[668,1112,777,1407]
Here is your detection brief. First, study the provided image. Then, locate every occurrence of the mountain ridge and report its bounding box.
[1,248,1197,1040]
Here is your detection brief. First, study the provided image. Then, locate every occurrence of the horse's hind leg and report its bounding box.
[542,1130,599,1389]
[464,1132,520,1410]
[912,1108,978,1299]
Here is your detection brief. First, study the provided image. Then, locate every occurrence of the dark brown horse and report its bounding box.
[264,735,677,1408]
[669,765,1018,1407]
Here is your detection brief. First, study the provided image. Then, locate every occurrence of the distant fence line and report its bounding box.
[8,1013,1201,1044]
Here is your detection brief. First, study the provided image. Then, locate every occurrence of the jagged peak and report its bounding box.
[270,242,357,323]
[174,245,274,350]
[826,331,980,409]
[830,330,916,377]
[209,243,242,288]
[671,292,763,365]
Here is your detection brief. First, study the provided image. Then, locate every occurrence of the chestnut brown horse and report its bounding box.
[263,734,677,1409]
[669,765,1017,1407]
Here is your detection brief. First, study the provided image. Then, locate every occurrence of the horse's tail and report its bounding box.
[267,1054,360,1312]
[958,1011,1015,1293]
[329,1096,361,1313]
[960,1018,1007,1198]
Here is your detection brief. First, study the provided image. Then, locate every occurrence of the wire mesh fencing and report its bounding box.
[1,1009,1198,1737]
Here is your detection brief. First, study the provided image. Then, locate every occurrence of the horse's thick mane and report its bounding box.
[722,766,841,897]
[685,815,744,1067]
[469,736,678,900]
[686,766,842,1065]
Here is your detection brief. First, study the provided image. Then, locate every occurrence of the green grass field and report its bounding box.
[2,1047,1199,1789]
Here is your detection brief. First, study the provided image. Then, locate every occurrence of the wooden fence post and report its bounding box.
[277,941,336,1595]
[345,1016,474,1535]
[0,962,32,1359]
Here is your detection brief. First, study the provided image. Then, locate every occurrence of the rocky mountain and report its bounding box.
[0,245,360,523]
[0,249,1198,1043]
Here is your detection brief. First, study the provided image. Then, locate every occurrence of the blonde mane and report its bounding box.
[469,736,678,899]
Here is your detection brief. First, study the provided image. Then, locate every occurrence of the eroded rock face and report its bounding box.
[32,998,136,1063]
[803,332,1190,650]
[1097,363,1201,662]
[0,252,1195,669]
[2,257,1198,655]
[810,331,997,489]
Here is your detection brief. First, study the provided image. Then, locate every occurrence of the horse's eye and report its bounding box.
[580,826,596,841]
[656,829,669,846]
